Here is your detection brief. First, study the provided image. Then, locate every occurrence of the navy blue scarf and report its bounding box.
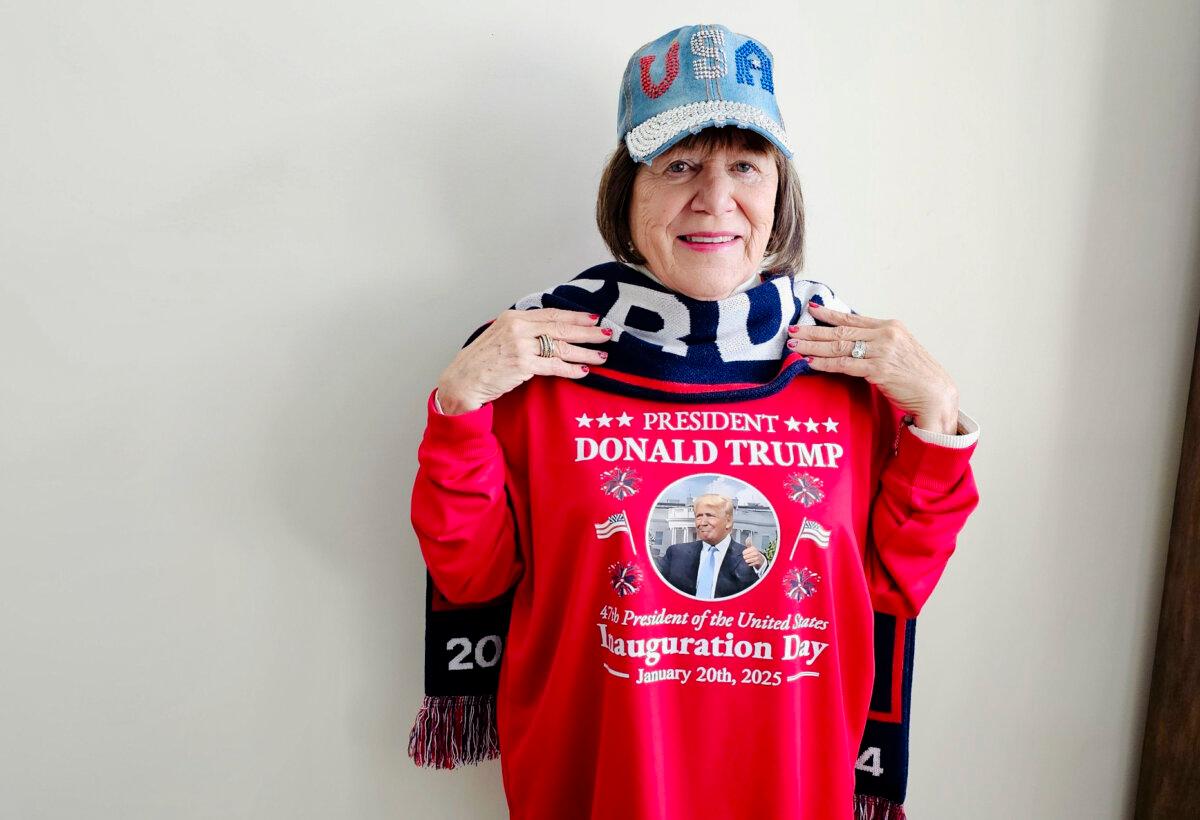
[410,262,913,819]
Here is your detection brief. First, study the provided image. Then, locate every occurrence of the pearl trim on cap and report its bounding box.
[624,99,792,163]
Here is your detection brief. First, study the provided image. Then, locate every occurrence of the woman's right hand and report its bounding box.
[435,308,612,415]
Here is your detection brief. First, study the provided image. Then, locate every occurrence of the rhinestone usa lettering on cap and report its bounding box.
[616,23,792,164]
[735,40,774,92]
[691,26,727,87]
[639,41,680,99]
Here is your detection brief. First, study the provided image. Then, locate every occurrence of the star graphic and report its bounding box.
[784,417,801,432]
[575,413,593,428]
[616,412,633,427]
[822,417,839,432]
[804,418,820,433]
[596,413,613,428]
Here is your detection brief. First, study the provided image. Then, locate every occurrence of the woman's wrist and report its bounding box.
[914,390,960,435]
[434,382,483,416]
[914,412,960,436]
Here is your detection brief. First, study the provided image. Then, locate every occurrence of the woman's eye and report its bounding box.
[666,161,691,173]
[734,161,757,173]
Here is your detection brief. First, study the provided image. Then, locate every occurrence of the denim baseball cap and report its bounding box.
[617,24,793,164]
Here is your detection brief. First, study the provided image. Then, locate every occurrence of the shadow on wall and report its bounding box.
[1051,2,1200,818]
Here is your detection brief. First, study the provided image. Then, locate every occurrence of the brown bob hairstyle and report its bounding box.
[595,127,805,275]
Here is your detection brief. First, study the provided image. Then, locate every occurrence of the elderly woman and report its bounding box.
[409,24,978,820]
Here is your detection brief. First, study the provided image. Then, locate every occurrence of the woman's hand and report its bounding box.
[435,308,612,415]
[787,302,960,434]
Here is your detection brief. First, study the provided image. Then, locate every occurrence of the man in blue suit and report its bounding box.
[656,494,768,599]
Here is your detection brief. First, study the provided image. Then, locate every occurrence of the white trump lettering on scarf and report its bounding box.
[604,281,691,356]
[515,272,853,364]
[716,276,793,362]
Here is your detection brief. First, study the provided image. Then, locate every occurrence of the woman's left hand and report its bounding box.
[788,302,960,435]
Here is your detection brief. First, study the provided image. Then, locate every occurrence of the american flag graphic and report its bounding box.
[789,517,832,560]
[798,518,831,547]
[594,512,632,539]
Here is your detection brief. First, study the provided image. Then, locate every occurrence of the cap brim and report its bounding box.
[624,100,793,164]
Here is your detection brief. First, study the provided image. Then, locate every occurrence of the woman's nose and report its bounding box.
[690,167,736,214]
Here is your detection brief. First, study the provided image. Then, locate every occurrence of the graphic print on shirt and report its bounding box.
[598,465,642,500]
[782,567,822,601]
[607,561,644,597]
[644,473,778,602]
[575,405,845,688]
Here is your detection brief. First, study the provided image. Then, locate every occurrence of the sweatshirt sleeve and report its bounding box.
[862,389,980,618]
[411,390,524,604]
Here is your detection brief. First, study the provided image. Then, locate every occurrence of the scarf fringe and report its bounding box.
[409,701,909,817]
[854,794,907,820]
[407,694,500,769]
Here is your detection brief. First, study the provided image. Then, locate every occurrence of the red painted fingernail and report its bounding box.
[601,327,614,336]
[588,314,599,321]
[788,325,798,333]
[599,351,608,360]
[808,301,821,309]
[787,339,798,349]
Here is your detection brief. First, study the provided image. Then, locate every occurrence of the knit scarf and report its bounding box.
[409,262,913,820]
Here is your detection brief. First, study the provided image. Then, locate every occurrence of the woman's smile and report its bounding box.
[677,232,742,252]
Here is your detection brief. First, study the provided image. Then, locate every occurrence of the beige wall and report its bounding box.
[2,2,1198,817]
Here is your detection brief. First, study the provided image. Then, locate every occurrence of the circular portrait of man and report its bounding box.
[646,475,780,601]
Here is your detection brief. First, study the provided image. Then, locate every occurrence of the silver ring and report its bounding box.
[850,339,868,359]
[536,334,557,358]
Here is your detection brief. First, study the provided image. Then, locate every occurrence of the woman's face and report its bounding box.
[629,139,778,301]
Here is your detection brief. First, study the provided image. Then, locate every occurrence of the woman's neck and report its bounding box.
[624,263,763,297]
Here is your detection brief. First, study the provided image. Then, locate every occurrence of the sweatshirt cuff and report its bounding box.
[424,389,493,441]
[893,411,977,491]
[907,410,980,449]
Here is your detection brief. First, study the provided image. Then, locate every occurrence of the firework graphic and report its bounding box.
[608,562,643,597]
[783,567,821,601]
[784,472,825,507]
[600,467,642,500]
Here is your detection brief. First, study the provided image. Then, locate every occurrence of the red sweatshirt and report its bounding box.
[412,370,978,820]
